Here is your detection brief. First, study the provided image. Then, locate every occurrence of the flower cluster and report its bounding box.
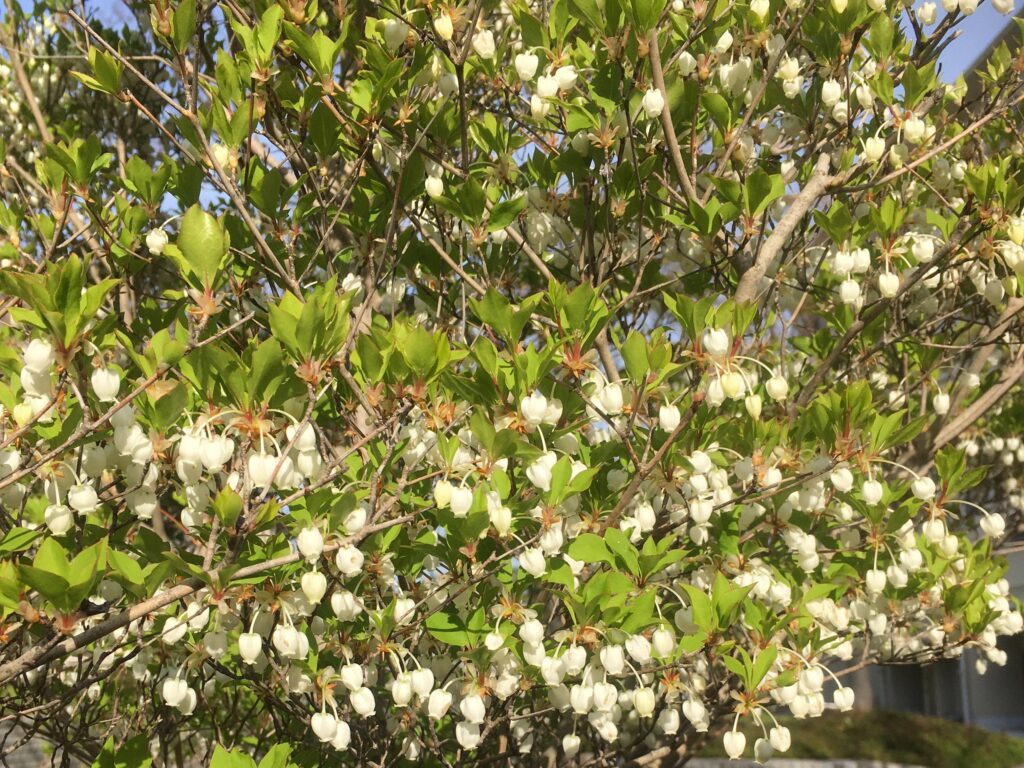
[1,0,1023,765]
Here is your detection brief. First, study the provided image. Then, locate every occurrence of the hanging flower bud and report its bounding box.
[702,328,730,358]
[331,721,351,751]
[520,390,548,427]
[449,485,474,517]
[765,375,789,401]
[90,367,120,402]
[599,645,625,674]
[659,403,681,431]
[146,228,169,255]
[301,570,327,603]
[433,10,454,41]
[68,483,100,514]
[878,271,900,298]
[162,676,189,707]
[981,513,1006,538]
[861,479,884,505]
[633,687,656,717]
[724,730,746,759]
[515,52,539,81]
[425,175,444,198]
[44,504,73,535]
[460,693,486,724]
[311,712,338,742]
[911,476,936,501]
[238,632,262,664]
[770,725,792,752]
[382,18,409,51]
[863,136,887,163]
[297,526,324,562]
[23,339,55,373]
[350,687,376,717]
[641,87,665,118]
[428,688,453,719]
[472,30,495,59]
[335,546,365,576]
[434,479,454,508]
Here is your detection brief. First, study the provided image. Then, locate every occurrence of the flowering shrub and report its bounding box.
[1,0,1023,765]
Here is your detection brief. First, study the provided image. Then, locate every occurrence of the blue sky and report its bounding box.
[934,3,1019,81]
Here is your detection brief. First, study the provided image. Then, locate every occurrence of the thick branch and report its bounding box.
[733,153,833,305]
[931,351,1024,453]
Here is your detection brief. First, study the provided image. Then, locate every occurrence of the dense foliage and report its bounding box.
[1,0,1023,765]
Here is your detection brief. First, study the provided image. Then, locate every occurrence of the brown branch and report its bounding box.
[931,350,1024,454]
[647,30,697,202]
[733,153,833,305]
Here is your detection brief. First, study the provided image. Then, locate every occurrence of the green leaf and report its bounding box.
[256,745,292,768]
[745,170,785,217]
[34,537,70,580]
[471,289,513,341]
[567,533,613,565]
[213,487,243,528]
[702,92,732,130]
[750,646,777,688]
[679,634,705,653]
[75,48,124,94]
[248,338,285,404]
[308,104,340,156]
[176,205,227,289]
[93,734,153,768]
[68,540,104,600]
[458,179,487,224]
[544,561,577,591]
[210,745,257,768]
[901,62,935,108]
[621,331,649,382]
[0,527,42,554]
[268,293,302,358]
[172,0,197,52]
[630,0,666,32]
[713,572,752,622]
[256,6,285,61]
[619,589,657,633]
[425,608,474,647]
[487,196,526,232]
[680,584,714,633]
[18,565,72,611]
[0,560,20,609]
[568,0,604,31]
[867,12,895,60]
[721,653,749,685]
[604,528,640,576]
[814,202,853,243]
[472,337,500,380]
[108,549,145,586]
[400,326,438,379]
[547,455,573,502]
